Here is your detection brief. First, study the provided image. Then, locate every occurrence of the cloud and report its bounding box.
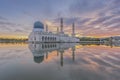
[0,16,31,36]
[88,15,114,26]
[69,0,107,15]
[0,16,7,20]
[102,17,120,27]
[112,0,120,7]
[0,0,120,37]
[0,21,15,25]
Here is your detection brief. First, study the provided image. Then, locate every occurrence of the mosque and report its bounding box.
[28,18,79,43]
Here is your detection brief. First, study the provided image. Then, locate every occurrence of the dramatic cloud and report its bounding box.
[69,0,108,15]
[0,16,32,36]
[0,0,120,37]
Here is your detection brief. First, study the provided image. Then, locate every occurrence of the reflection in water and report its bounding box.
[0,42,120,80]
[28,42,120,65]
[29,43,77,66]
[79,42,120,48]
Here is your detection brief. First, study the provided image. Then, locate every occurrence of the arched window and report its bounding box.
[55,37,56,41]
[47,37,49,41]
[48,44,49,48]
[45,37,47,41]
[42,44,44,49]
[42,36,44,41]
[45,45,47,48]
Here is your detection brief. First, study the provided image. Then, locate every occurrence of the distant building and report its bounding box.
[100,36,120,47]
[28,18,79,43]
[112,36,120,42]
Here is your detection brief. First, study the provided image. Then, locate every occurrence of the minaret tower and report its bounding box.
[72,46,75,61]
[72,22,75,37]
[46,24,48,32]
[60,18,64,34]
[57,27,59,34]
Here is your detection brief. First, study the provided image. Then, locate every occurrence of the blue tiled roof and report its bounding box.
[34,21,44,29]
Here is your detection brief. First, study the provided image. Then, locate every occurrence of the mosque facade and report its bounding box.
[28,18,79,43]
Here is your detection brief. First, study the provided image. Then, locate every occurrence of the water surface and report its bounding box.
[0,43,120,80]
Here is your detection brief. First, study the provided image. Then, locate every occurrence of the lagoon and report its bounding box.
[0,43,120,80]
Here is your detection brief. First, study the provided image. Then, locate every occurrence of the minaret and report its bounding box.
[72,47,75,61]
[60,18,63,33]
[59,49,64,67]
[46,24,48,32]
[72,22,75,37]
[60,51,64,67]
[57,27,59,33]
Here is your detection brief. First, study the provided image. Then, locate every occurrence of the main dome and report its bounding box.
[34,21,44,29]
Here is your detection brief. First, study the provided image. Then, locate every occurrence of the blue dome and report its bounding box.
[34,21,44,29]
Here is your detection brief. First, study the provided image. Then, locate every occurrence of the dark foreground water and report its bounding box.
[0,43,120,80]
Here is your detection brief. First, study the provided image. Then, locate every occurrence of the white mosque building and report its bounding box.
[28,18,79,43]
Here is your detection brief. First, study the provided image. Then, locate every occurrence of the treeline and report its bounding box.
[79,37,100,41]
[0,38,28,43]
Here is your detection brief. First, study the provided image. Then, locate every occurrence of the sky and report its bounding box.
[0,0,120,38]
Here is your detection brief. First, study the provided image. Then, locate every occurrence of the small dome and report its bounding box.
[34,21,44,29]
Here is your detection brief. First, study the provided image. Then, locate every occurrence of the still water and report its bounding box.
[0,43,120,80]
